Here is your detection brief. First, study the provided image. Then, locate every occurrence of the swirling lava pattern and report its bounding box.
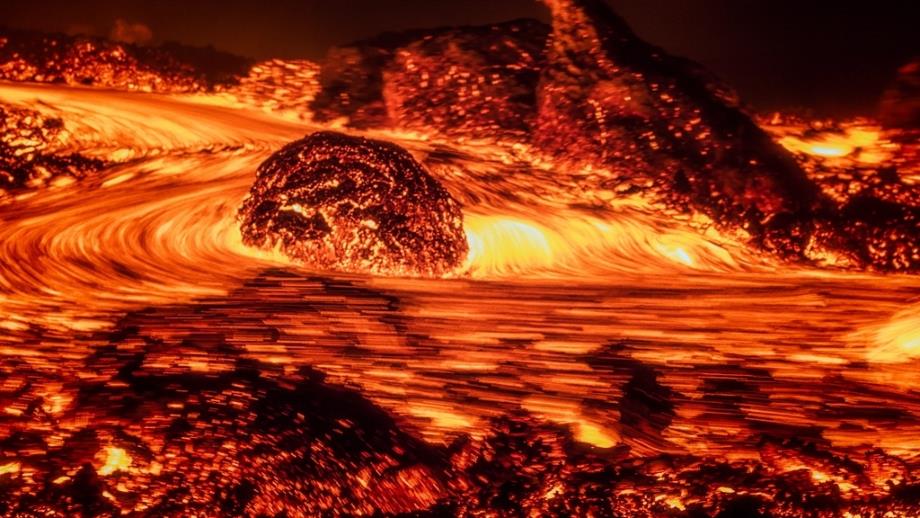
[0,82,761,323]
[1,82,920,515]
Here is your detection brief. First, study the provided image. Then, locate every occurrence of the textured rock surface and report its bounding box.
[535,0,820,259]
[537,0,919,271]
[535,0,920,271]
[311,20,548,137]
[0,105,105,194]
[380,20,548,138]
[0,28,250,92]
[238,132,468,276]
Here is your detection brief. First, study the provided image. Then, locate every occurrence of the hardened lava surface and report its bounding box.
[538,0,920,272]
[311,19,548,137]
[762,115,920,270]
[0,104,105,192]
[238,131,468,276]
[0,27,250,92]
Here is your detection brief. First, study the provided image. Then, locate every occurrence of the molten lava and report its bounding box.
[0,0,918,516]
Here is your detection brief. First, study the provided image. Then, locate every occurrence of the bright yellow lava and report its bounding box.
[866,306,920,364]
[0,462,21,475]
[775,123,893,165]
[98,446,132,476]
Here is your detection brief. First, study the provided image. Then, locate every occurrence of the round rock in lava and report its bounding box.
[239,131,468,276]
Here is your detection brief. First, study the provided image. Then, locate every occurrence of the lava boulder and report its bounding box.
[238,131,468,276]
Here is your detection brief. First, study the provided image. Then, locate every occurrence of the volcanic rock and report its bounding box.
[307,6,823,260]
[380,20,548,138]
[535,0,822,258]
[0,104,105,193]
[814,195,919,271]
[310,19,549,136]
[537,0,919,271]
[238,131,468,276]
[0,27,251,92]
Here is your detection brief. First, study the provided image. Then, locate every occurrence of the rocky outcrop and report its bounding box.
[305,0,918,272]
[535,0,822,259]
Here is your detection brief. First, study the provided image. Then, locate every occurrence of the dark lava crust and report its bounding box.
[310,19,549,136]
[0,27,251,92]
[238,131,468,276]
[536,0,918,272]
[0,105,106,194]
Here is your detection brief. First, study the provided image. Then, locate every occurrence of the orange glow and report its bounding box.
[764,119,901,167]
[98,446,132,476]
[0,41,918,515]
[866,306,920,364]
[0,462,21,475]
[768,117,898,166]
[463,215,555,273]
[523,396,619,448]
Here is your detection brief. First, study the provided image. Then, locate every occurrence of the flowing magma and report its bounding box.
[0,1,919,516]
[1,78,919,516]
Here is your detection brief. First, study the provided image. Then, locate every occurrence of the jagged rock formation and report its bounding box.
[537,0,919,271]
[541,0,920,272]
[238,132,468,276]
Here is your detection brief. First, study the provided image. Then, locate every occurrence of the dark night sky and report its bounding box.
[1,1,918,116]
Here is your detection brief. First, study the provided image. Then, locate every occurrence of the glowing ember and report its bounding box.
[239,131,468,276]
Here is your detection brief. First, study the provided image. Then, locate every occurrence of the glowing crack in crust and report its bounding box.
[238,131,468,276]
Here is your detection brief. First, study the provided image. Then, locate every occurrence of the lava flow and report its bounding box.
[1,0,919,516]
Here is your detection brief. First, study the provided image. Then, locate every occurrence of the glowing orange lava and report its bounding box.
[0,1,918,515]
